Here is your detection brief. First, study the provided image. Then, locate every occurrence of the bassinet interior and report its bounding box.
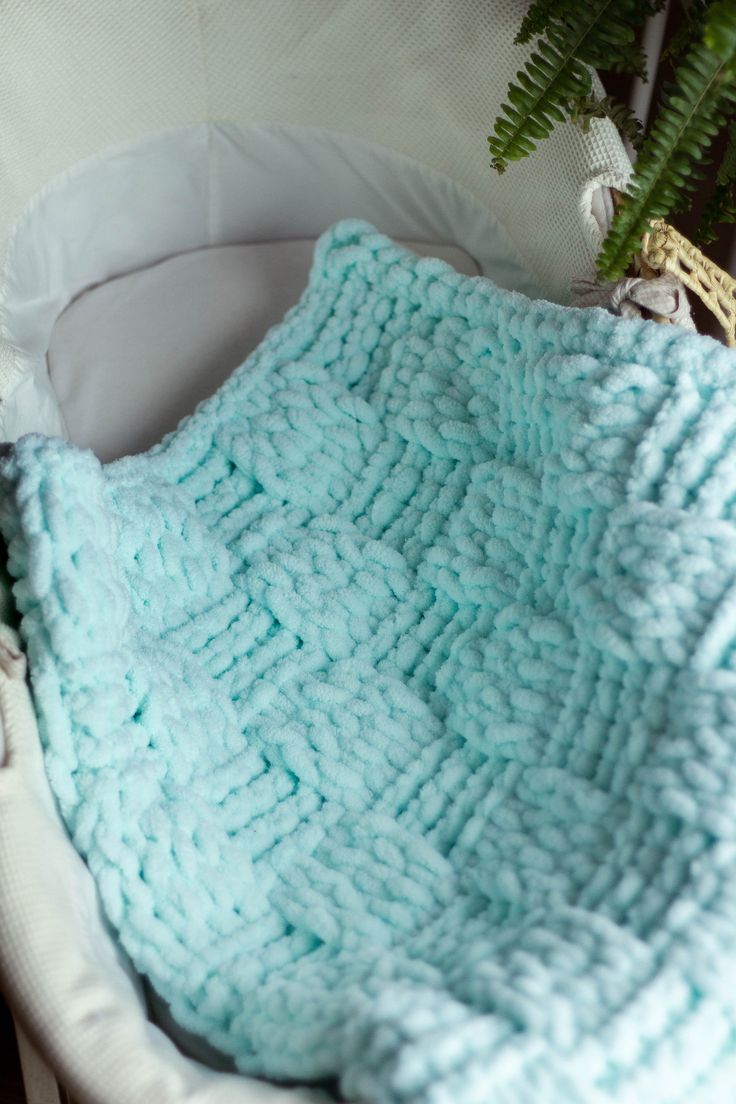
[3,119,617,460]
[0,4,633,1103]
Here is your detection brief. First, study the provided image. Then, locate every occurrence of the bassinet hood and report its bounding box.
[3,223,736,1104]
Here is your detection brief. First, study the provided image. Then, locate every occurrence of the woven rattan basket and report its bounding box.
[641,220,736,346]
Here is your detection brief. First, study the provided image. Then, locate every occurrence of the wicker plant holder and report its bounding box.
[640,219,736,347]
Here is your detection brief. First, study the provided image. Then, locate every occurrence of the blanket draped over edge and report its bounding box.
[3,221,736,1104]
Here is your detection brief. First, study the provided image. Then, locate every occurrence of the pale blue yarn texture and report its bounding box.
[4,221,736,1103]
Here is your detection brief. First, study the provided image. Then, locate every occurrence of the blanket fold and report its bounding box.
[3,220,736,1104]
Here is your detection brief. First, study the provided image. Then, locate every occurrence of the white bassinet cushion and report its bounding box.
[47,239,478,461]
[5,222,736,1103]
[0,121,540,450]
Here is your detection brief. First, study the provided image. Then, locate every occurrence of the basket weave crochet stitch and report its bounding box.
[3,221,736,1104]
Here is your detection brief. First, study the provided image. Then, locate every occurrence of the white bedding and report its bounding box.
[47,239,479,461]
[1,123,542,454]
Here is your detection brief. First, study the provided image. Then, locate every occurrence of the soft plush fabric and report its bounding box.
[3,221,736,1104]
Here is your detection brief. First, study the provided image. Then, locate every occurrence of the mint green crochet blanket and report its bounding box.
[3,221,736,1103]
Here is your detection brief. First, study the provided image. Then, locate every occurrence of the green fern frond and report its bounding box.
[718,120,736,183]
[661,1,709,64]
[705,2,736,57]
[698,179,736,245]
[598,0,736,279]
[569,94,645,149]
[551,10,642,78]
[516,0,566,45]
[488,50,592,172]
[489,0,660,174]
[699,120,736,243]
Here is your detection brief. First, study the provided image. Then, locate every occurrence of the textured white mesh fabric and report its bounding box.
[0,341,17,395]
[0,0,630,298]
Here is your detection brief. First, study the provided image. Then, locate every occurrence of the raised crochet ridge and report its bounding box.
[3,221,736,1103]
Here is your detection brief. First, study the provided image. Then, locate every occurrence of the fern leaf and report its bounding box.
[698,181,736,245]
[661,1,709,65]
[717,119,736,186]
[569,94,645,149]
[548,11,645,78]
[706,2,736,57]
[489,0,663,174]
[489,49,592,172]
[698,119,736,243]
[516,0,566,45]
[598,0,736,279]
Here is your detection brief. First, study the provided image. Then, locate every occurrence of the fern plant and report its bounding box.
[700,121,736,243]
[488,0,736,281]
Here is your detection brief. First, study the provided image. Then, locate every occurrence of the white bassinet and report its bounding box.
[0,3,632,1101]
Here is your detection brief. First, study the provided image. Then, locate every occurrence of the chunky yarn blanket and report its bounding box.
[4,221,736,1104]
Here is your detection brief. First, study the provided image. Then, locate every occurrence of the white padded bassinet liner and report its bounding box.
[47,239,478,462]
[0,124,539,452]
